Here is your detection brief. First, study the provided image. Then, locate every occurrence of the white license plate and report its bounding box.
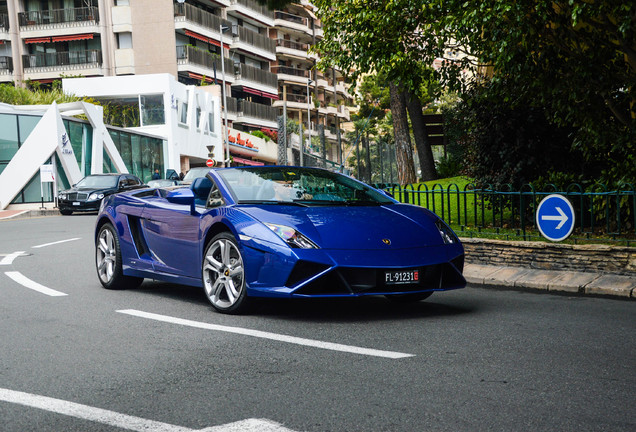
[384,269,419,285]
[72,202,80,206]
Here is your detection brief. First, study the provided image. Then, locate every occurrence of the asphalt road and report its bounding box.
[0,214,634,432]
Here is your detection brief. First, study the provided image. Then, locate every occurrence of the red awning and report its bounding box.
[188,72,212,83]
[241,87,279,100]
[261,91,279,100]
[185,30,208,43]
[51,33,93,42]
[185,30,230,49]
[243,87,262,97]
[25,37,51,44]
[233,156,264,166]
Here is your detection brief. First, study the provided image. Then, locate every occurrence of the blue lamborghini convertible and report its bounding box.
[95,166,465,313]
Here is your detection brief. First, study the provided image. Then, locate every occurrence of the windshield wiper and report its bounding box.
[238,200,309,207]
[344,200,384,206]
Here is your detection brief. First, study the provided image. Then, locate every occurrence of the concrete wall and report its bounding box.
[462,238,636,276]
[130,0,177,76]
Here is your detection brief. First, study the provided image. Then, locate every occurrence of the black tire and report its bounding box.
[202,232,249,314]
[59,209,73,215]
[96,223,143,290]
[385,292,434,303]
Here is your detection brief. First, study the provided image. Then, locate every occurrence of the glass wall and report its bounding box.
[108,129,164,183]
[0,114,19,165]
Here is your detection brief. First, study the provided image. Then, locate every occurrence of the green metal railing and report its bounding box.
[375,183,636,245]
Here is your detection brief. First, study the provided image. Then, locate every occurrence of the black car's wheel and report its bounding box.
[96,223,143,290]
[385,292,433,303]
[59,209,72,215]
[202,232,249,314]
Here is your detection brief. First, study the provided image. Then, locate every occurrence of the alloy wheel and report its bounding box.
[203,237,245,311]
[97,226,116,284]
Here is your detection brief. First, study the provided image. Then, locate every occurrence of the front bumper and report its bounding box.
[241,239,466,298]
[58,199,103,212]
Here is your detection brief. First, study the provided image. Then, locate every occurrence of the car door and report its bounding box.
[140,193,202,278]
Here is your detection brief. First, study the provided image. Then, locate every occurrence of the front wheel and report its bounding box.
[96,223,143,290]
[385,292,433,303]
[202,233,249,314]
[60,209,72,215]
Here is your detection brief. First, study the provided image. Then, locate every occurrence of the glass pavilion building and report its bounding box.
[0,101,164,208]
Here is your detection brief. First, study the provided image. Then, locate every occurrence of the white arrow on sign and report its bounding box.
[541,206,568,229]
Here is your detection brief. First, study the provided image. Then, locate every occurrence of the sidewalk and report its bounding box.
[2,209,634,299]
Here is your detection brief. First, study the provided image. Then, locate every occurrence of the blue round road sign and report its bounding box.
[536,194,575,242]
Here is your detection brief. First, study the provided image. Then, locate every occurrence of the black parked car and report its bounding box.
[58,173,145,215]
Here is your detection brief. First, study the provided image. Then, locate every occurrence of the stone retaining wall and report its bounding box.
[461,238,636,276]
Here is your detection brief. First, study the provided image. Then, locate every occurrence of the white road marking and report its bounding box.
[0,388,297,432]
[32,237,81,249]
[118,309,415,359]
[0,251,26,265]
[5,271,68,297]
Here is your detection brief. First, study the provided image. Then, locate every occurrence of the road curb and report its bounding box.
[464,263,636,299]
[0,209,61,220]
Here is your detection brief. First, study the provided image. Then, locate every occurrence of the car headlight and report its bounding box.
[59,193,67,200]
[264,223,319,249]
[88,193,105,201]
[435,219,459,244]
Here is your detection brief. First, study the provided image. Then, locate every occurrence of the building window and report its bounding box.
[140,94,165,126]
[116,32,132,49]
[208,101,215,133]
[179,100,188,125]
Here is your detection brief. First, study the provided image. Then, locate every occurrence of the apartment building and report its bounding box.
[271,1,350,165]
[0,0,351,167]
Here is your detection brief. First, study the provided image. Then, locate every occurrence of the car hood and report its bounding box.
[238,204,444,249]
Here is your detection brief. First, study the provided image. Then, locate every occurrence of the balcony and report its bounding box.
[274,11,312,35]
[22,49,102,69]
[1,13,8,31]
[240,100,277,122]
[271,65,310,86]
[234,63,277,91]
[228,0,274,26]
[232,26,275,60]
[18,7,99,27]
[272,91,312,111]
[0,56,13,73]
[22,49,103,80]
[174,3,231,39]
[233,99,278,129]
[226,97,277,128]
[275,38,315,61]
[177,45,234,74]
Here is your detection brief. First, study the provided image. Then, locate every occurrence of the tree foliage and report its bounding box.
[314,0,635,186]
[444,0,636,185]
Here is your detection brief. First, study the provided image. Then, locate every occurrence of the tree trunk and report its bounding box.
[389,82,417,185]
[406,90,437,181]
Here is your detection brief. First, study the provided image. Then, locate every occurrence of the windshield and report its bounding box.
[217,167,394,205]
[183,167,212,182]
[75,175,118,189]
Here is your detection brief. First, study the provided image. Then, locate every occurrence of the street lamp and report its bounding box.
[306,78,313,165]
[220,24,230,166]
